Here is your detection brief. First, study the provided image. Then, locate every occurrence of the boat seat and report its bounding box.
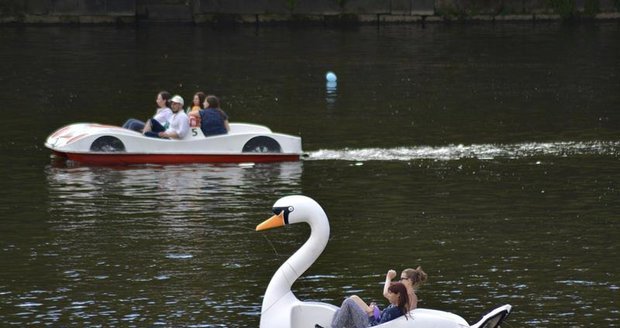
[291,302,338,328]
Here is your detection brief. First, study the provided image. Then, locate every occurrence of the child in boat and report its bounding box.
[188,91,206,115]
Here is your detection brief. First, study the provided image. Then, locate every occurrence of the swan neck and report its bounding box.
[262,212,329,311]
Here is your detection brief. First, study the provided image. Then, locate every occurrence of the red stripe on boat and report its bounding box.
[59,153,300,165]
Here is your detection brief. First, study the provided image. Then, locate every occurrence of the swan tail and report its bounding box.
[470,304,512,328]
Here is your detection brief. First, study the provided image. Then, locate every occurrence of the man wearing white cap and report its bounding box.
[144,95,190,139]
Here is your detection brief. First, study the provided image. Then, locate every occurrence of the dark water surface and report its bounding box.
[0,23,619,327]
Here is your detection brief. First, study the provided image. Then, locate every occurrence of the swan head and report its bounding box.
[256,195,327,231]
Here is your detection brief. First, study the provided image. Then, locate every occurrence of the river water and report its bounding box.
[0,23,618,327]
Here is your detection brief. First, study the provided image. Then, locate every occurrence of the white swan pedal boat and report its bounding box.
[45,122,302,165]
[256,195,513,328]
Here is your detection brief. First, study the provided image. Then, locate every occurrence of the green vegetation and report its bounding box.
[286,0,297,11]
[548,0,576,19]
[0,0,25,18]
[584,0,600,16]
[548,0,602,19]
[434,3,467,19]
[434,1,505,20]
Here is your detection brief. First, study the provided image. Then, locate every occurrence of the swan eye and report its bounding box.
[272,206,293,224]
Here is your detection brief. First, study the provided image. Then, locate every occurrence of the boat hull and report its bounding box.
[52,151,300,165]
[46,122,303,165]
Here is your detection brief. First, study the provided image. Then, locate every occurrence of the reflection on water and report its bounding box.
[46,162,303,218]
[0,163,303,327]
[325,81,338,110]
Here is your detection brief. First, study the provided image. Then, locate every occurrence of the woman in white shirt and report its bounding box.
[122,91,173,132]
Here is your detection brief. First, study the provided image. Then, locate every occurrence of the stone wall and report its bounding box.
[0,0,135,23]
[1,0,618,24]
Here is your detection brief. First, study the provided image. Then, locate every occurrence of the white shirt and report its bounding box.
[153,107,173,126]
[165,111,190,139]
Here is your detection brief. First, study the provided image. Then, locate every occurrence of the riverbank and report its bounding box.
[1,0,619,24]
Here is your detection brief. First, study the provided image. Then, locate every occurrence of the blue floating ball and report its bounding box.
[325,71,337,82]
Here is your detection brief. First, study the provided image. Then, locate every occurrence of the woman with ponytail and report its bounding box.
[385,266,428,310]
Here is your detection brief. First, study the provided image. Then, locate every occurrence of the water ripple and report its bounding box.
[307,141,620,161]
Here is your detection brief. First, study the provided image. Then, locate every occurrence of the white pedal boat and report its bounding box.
[256,195,513,328]
[45,122,302,165]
